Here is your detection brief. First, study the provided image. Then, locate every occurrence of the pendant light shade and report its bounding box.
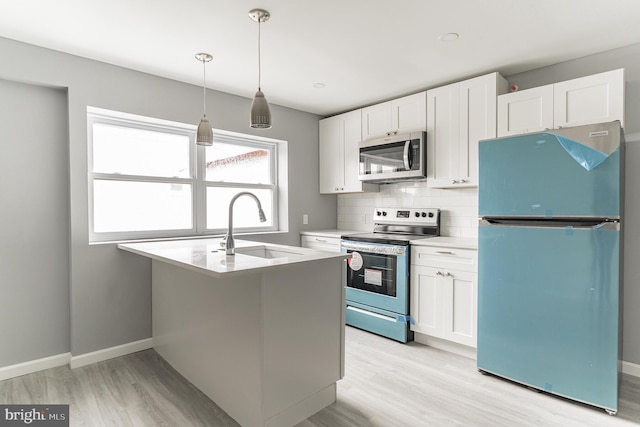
[197,116,213,144]
[250,89,271,128]
[195,52,214,146]
[249,9,272,129]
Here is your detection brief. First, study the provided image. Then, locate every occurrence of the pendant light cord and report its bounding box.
[257,18,262,91]
[202,59,207,117]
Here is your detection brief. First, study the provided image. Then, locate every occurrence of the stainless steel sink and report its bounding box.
[234,246,306,259]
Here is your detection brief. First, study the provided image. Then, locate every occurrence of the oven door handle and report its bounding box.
[340,241,407,255]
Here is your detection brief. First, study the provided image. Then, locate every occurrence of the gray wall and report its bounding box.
[0,36,337,362]
[0,80,70,365]
[505,43,640,364]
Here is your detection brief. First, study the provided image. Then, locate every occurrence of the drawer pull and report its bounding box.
[435,251,454,255]
[315,238,327,243]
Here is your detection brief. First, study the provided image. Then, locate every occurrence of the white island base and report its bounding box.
[151,256,346,427]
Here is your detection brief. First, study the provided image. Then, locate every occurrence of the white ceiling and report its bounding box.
[2,0,640,116]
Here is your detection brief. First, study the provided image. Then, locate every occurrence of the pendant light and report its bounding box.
[249,8,272,129]
[195,52,214,146]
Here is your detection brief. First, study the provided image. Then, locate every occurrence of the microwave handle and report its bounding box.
[403,140,412,170]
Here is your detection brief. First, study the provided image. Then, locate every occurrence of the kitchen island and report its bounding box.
[118,238,349,427]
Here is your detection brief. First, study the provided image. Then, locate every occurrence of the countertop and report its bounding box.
[410,236,478,250]
[301,229,478,250]
[300,229,364,239]
[118,238,349,277]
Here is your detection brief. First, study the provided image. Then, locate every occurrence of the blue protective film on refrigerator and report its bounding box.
[478,131,620,218]
[477,224,620,411]
[553,133,612,171]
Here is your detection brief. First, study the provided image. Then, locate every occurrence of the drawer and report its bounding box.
[301,235,341,253]
[411,246,477,272]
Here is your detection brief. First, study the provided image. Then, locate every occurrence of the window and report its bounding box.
[88,107,281,242]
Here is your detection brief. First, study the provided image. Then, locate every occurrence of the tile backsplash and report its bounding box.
[337,182,479,238]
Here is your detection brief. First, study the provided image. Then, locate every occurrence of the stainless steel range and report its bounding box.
[341,207,440,342]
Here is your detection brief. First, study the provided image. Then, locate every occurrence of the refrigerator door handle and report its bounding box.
[479,218,620,231]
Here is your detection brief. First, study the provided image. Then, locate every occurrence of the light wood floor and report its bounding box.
[1,327,639,426]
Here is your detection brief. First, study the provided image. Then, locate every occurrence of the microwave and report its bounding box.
[358,132,426,183]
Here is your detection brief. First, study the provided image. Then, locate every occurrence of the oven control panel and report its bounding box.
[373,207,439,225]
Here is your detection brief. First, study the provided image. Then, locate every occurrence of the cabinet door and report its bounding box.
[319,115,344,193]
[443,270,477,348]
[300,235,341,253]
[553,68,625,128]
[361,101,392,140]
[497,85,554,137]
[458,74,504,187]
[426,82,460,188]
[410,266,477,347]
[410,265,441,337]
[391,92,427,134]
[341,110,365,192]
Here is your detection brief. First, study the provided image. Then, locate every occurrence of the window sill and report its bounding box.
[90,230,288,246]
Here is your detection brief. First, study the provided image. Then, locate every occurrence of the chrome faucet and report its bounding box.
[222,191,267,255]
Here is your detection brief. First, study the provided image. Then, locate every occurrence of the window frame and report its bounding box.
[199,131,279,234]
[87,107,281,243]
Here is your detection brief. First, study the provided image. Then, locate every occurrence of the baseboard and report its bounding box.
[70,338,153,369]
[414,333,477,360]
[0,353,71,382]
[265,383,336,427]
[622,361,640,378]
[624,131,640,143]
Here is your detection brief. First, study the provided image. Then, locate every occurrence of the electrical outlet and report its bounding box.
[303,214,309,225]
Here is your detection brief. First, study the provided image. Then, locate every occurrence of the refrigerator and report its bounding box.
[477,121,623,414]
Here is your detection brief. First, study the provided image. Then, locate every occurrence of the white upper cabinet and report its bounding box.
[319,110,379,194]
[361,91,427,140]
[427,72,508,189]
[498,68,625,137]
[497,85,554,136]
[553,69,625,128]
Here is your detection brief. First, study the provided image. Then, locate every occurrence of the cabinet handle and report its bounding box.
[315,238,327,243]
[436,251,454,255]
[445,272,453,278]
[451,179,459,184]
[393,130,398,135]
[460,179,467,183]
[436,271,444,276]
[386,131,392,136]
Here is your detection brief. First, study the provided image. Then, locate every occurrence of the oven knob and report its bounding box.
[428,212,434,218]
[382,211,387,216]
[421,212,427,217]
[414,212,420,218]
[376,211,382,216]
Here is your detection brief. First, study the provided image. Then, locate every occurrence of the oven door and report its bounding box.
[340,240,409,314]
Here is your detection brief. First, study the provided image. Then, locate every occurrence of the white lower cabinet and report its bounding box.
[410,245,478,349]
[301,235,341,253]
